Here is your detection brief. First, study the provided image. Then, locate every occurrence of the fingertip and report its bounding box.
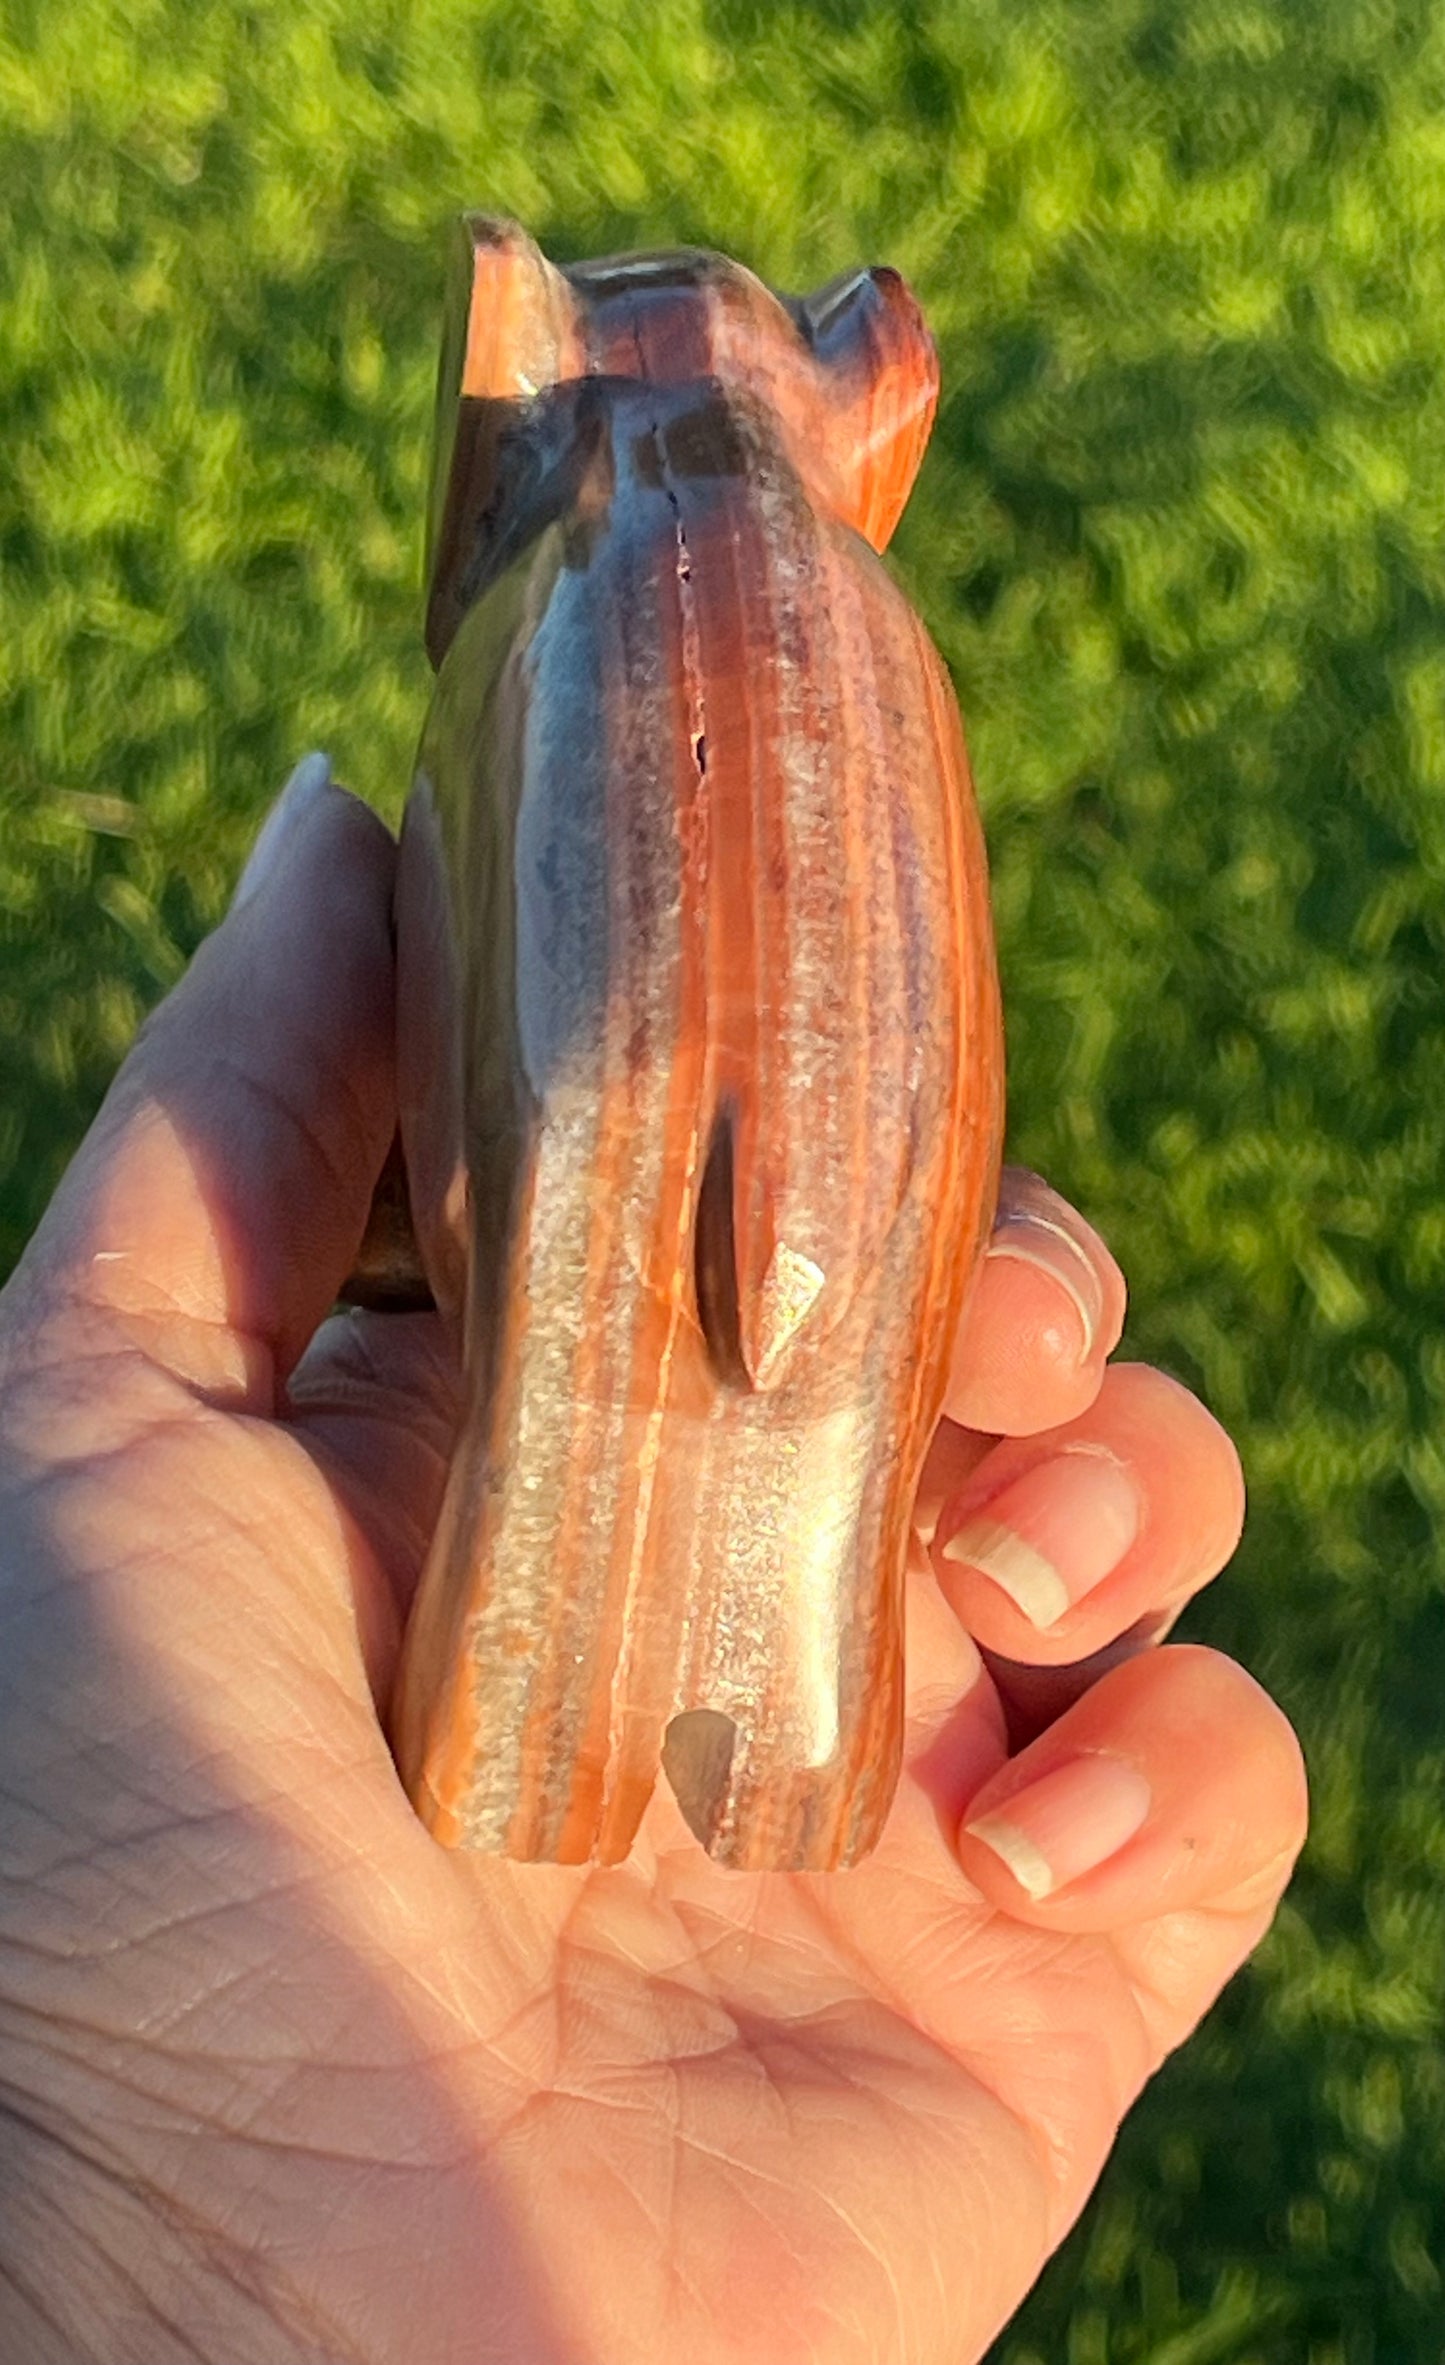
[230,761,396,925]
[932,1363,1246,1666]
[955,1645,1307,1933]
[945,1169,1125,1436]
[944,1251,1099,1435]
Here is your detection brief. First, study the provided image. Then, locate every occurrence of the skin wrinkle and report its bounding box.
[211,1985,474,2123]
[515,1942,1037,2360]
[0,1776,298,1867]
[566,1874,750,1994]
[860,1904,993,2014]
[176,920,390,1156]
[122,1896,459,2056]
[665,1898,800,1998]
[651,2169,712,2365]
[127,1955,339,2059]
[67,1285,278,1410]
[143,2186,383,2365]
[663,2135,812,2334]
[0,1722,238,1857]
[0,2112,328,2365]
[552,1857,677,1984]
[606,2129,680,2349]
[4,1777,381,1966]
[184,1047,379,1234]
[8,1541,1097,2242]
[666,1873,950,2043]
[6,2061,460,2365]
[469,1974,574,2090]
[198,1534,389,1716]
[2,1390,1296,2355]
[688,2017,799,2135]
[789,2030,1029,2246]
[659,2062,690,2358]
[76,1074,371,1389]
[0,1306,241,1412]
[745,1798,1150,2194]
[6,1588,362,1796]
[854,1984,1064,2213]
[487,1945,827,2186]
[1116,1917,1227,2059]
[0,1392,216,1491]
[2,1942,354,2091]
[31,1272,274,1431]
[965,2013,1145,2218]
[287,1325,458,1466]
[74,2239,220,2365]
[789,2181,908,2365]
[0,1724,376,1884]
[668,2121,905,2364]
[377,1903,550,2061]
[530,2075,657,2119]
[788,1870,985,2047]
[1118,1899,1281,2065]
[21,1617,372,1816]
[1195,1841,1306,1921]
[42,1465,386,1734]
[0,2253,73,2365]
[0,2071,157,2197]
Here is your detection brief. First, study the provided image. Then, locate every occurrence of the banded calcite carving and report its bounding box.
[385,215,1004,1869]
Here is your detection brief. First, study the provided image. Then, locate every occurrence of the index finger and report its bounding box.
[943,1167,1127,1437]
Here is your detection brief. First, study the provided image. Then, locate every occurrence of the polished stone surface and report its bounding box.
[381,215,1004,1868]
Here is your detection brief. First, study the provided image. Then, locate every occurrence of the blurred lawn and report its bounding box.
[4,0,1445,2354]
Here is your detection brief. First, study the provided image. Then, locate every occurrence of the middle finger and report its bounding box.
[927,1362,1244,1668]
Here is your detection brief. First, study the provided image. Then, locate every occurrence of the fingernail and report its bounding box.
[938,1448,1141,1628]
[963,1755,1152,1899]
[986,1196,1104,1366]
[232,752,332,909]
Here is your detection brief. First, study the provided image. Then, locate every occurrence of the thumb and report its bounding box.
[9,755,398,1405]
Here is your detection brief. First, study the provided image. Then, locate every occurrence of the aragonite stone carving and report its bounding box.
[383,214,1004,1869]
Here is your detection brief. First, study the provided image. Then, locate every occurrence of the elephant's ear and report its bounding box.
[425,216,585,665]
[783,265,939,554]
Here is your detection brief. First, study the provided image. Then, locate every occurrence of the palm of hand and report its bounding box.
[0,780,1302,2365]
[0,1309,1282,2365]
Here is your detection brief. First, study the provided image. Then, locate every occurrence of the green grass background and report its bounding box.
[3,0,1444,2354]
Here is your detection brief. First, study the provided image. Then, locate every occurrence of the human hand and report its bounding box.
[0,761,1306,2365]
